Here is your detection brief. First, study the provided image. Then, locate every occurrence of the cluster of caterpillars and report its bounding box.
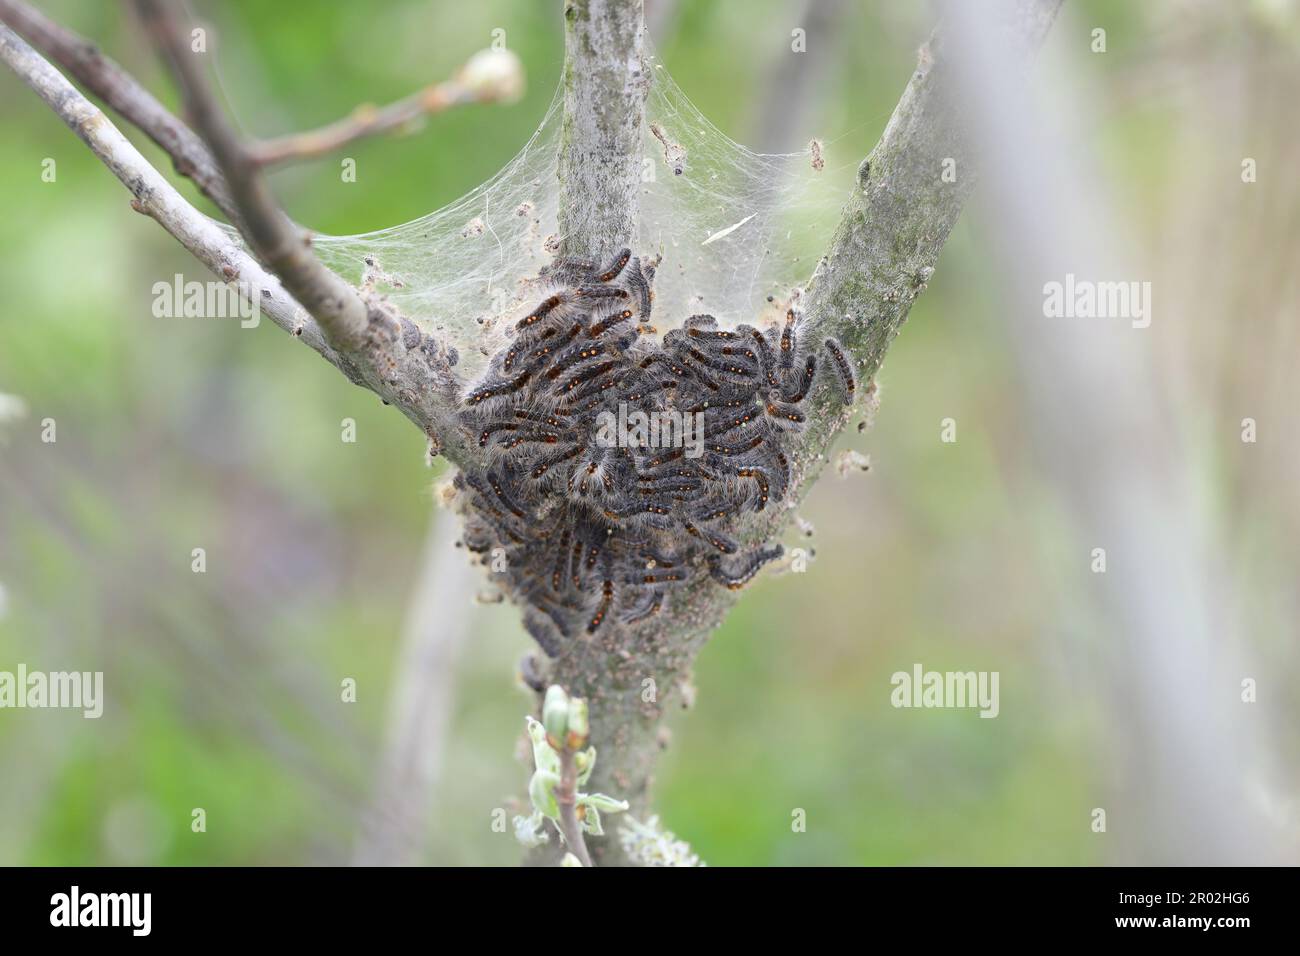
[454,248,856,656]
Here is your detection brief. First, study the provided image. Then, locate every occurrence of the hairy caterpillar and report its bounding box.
[454,250,834,652]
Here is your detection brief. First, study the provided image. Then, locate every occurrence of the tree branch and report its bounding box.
[0,23,315,346]
[128,1,495,471]
[791,0,1065,493]
[0,0,237,222]
[538,0,1064,866]
[554,748,594,867]
[0,19,479,468]
[133,0,373,352]
[556,0,650,261]
[0,0,524,228]
[250,49,523,167]
[353,509,476,866]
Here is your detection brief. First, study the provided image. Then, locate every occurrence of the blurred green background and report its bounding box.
[2,0,1297,866]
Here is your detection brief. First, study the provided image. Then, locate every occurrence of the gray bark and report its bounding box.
[556,0,651,262]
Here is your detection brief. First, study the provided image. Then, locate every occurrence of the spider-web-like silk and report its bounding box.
[235,57,850,377]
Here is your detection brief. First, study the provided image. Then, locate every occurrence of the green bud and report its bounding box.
[566,697,589,748]
[582,805,603,836]
[560,852,583,867]
[542,685,569,743]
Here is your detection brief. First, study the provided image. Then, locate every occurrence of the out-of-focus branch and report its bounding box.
[556,0,650,262]
[643,0,680,45]
[251,49,523,167]
[353,510,476,866]
[134,0,372,352]
[944,0,1273,864]
[0,0,238,222]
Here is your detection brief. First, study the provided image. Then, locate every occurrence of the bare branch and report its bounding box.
[556,0,650,261]
[124,2,486,469]
[791,0,1065,491]
[0,22,325,351]
[352,510,476,866]
[133,0,372,352]
[0,0,521,221]
[554,749,594,867]
[0,1,535,470]
[0,21,479,468]
[0,0,237,223]
[250,49,523,167]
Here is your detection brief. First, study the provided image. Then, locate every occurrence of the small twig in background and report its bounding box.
[352,509,477,866]
[251,49,523,167]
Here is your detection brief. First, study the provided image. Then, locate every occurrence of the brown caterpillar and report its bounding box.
[823,337,856,402]
[455,250,822,648]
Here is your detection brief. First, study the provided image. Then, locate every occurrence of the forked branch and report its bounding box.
[0,0,237,222]
[133,0,373,352]
[541,0,1064,865]
[0,22,329,356]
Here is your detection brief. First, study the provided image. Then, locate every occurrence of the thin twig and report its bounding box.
[0,0,237,222]
[554,749,593,867]
[133,0,372,352]
[251,58,520,167]
[0,20,481,469]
